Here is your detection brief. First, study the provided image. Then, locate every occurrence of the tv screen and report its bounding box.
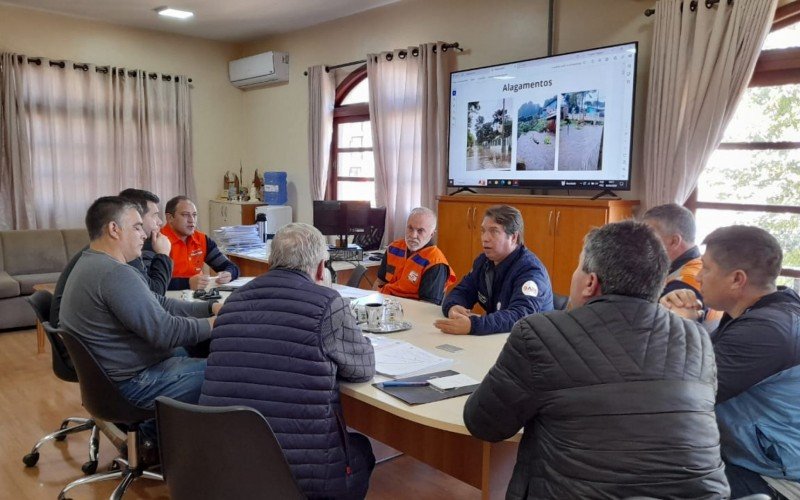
[448,42,636,190]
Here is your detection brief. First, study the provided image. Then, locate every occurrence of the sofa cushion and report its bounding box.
[14,273,62,295]
[0,271,20,299]
[61,228,89,261]
[0,230,67,275]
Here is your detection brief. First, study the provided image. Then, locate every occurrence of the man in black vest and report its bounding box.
[201,223,375,499]
[464,221,729,498]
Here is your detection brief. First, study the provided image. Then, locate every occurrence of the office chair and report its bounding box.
[346,264,369,289]
[552,293,569,311]
[155,397,305,500]
[23,292,100,475]
[56,329,162,500]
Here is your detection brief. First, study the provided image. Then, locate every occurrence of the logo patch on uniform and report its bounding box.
[407,270,419,283]
[496,302,502,311]
[521,280,539,297]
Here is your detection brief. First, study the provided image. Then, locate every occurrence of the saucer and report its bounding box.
[360,321,412,334]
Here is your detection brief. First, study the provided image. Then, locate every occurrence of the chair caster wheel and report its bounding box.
[23,452,39,467]
[109,460,121,471]
[82,460,98,475]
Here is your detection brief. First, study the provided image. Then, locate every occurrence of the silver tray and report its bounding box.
[360,321,412,334]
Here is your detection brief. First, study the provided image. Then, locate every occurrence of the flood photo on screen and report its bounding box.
[466,99,513,171]
[515,96,557,171]
[558,90,605,171]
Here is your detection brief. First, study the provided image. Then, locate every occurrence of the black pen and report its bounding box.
[382,381,429,387]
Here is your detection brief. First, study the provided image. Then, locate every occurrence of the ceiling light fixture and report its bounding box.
[155,7,194,20]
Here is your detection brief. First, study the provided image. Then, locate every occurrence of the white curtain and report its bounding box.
[0,53,194,230]
[642,0,776,209]
[368,42,455,242]
[307,65,335,201]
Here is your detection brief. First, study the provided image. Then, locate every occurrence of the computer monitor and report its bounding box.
[312,200,371,248]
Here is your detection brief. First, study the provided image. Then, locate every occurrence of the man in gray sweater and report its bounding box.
[60,196,219,437]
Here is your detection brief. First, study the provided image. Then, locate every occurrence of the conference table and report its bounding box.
[333,285,518,500]
[178,283,518,499]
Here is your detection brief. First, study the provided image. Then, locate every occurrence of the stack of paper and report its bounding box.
[213,225,264,253]
[366,336,454,378]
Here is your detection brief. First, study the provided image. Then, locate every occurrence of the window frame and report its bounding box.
[328,65,372,201]
[688,3,800,279]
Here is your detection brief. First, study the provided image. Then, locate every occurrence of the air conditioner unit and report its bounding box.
[229,51,289,89]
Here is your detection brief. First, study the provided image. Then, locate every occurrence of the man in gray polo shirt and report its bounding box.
[60,196,219,438]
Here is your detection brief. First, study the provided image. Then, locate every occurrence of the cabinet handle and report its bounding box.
[555,210,561,235]
[547,210,554,235]
[466,207,472,229]
[472,206,478,229]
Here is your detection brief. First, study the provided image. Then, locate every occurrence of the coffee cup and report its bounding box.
[365,302,384,329]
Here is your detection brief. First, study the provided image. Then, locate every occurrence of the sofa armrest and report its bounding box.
[0,271,21,299]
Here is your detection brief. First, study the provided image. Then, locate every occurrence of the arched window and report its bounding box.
[328,65,374,205]
[692,6,800,287]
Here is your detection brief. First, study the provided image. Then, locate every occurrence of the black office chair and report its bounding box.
[346,264,370,289]
[23,292,99,475]
[553,293,569,311]
[155,397,305,500]
[56,329,162,500]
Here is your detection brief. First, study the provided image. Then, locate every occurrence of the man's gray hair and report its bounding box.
[582,220,669,302]
[408,206,437,228]
[269,223,329,275]
[642,203,696,244]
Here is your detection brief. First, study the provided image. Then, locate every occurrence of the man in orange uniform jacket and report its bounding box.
[373,207,455,305]
[162,195,239,291]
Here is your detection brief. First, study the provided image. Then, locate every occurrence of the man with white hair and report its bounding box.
[200,223,376,499]
[374,207,456,305]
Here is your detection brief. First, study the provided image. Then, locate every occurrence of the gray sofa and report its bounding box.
[0,229,89,330]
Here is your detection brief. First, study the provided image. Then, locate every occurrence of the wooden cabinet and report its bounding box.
[208,200,265,232]
[437,195,638,295]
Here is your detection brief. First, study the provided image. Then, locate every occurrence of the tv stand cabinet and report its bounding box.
[437,195,639,295]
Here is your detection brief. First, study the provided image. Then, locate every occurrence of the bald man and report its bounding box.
[374,207,455,305]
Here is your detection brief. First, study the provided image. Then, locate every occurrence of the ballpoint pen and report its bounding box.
[381,381,430,387]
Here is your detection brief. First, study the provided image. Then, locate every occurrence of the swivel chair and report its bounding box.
[155,397,305,500]
[346,264,370,289]
[56,329,162,500]
[23,291,99,475]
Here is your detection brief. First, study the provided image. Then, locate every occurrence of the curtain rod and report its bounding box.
[645,0,732,16]
[14,55,192,83]
[303,42,463,76]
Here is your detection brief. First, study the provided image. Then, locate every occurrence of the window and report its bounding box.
[329,66,375,206]
[692,12,800,289]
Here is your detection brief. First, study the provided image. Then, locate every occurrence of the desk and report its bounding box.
[32,282,56,354]
[226,251,380,289]
[334,285,518,499]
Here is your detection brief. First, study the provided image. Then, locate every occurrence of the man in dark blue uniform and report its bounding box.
[436,205,553,335]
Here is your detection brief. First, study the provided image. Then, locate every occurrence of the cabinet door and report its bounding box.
[437,201,478,281]
[550,207,608,295]
[208,201,225,233]
[518,205,556,276]
[227,204,243,225]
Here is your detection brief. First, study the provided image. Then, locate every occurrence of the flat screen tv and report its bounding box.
[448,42,637,191]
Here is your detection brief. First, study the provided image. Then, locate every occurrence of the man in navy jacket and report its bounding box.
[436,205,553,335]
[662,225,800,497]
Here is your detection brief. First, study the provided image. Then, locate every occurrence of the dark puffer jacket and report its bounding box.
[464,295,730,499]
[200,269,355,497]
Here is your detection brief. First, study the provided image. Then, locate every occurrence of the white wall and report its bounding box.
[238,0,654,224]
[0,3,244,231]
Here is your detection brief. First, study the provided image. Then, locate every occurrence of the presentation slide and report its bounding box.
[448,43,636,190]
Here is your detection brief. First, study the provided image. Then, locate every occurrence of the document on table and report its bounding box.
[366,335,454,378]
[222,277,255,288]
